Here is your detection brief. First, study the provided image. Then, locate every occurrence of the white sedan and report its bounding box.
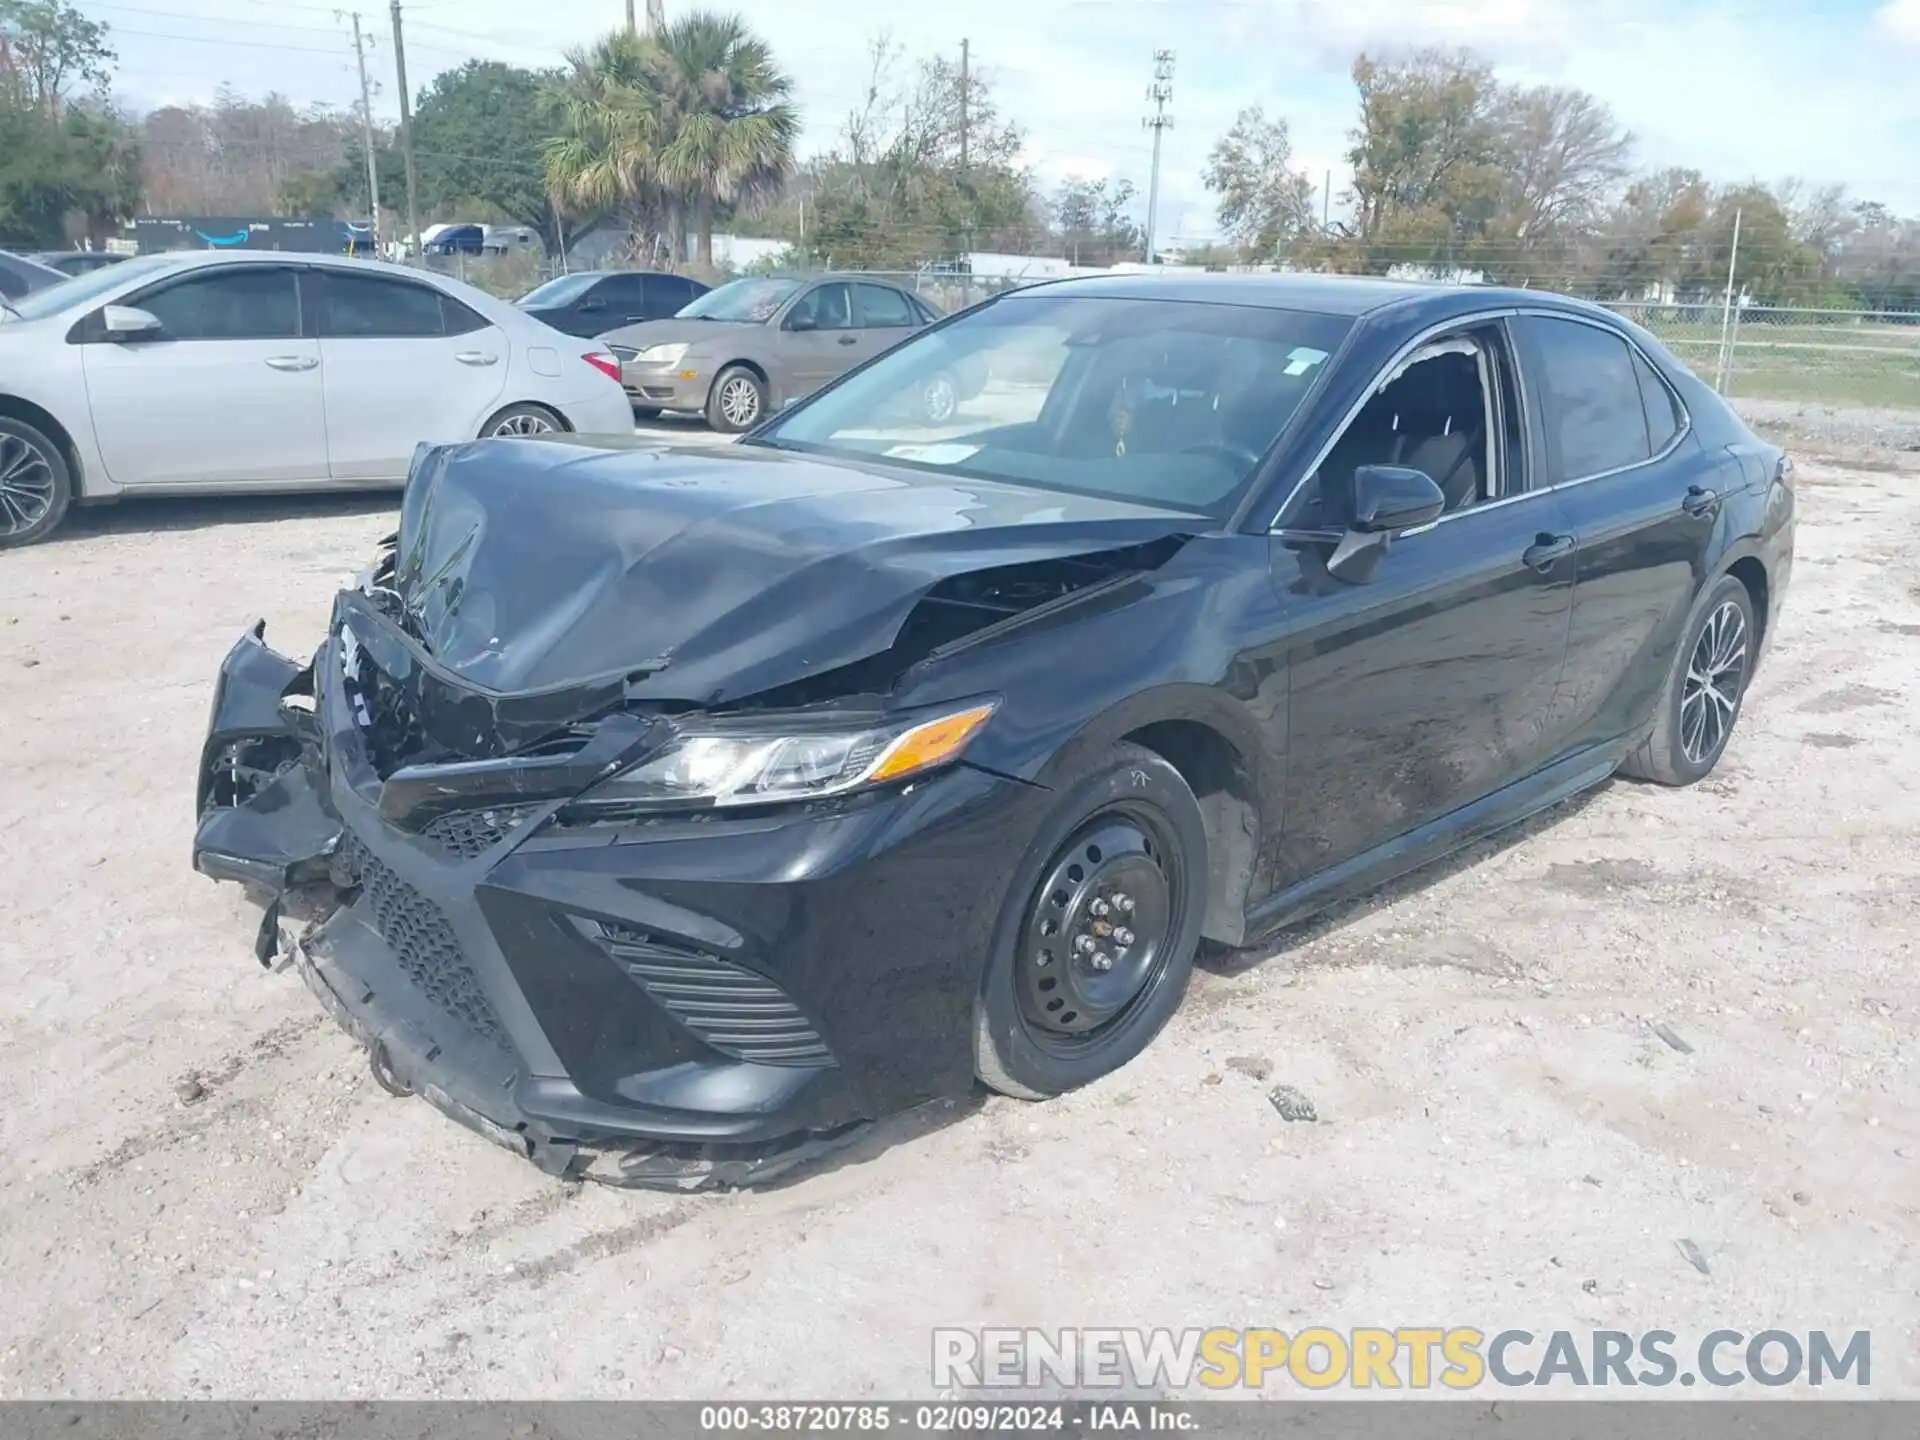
[0,251,637,546]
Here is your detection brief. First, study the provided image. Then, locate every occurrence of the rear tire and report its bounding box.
[973,742,1207,1100]
[482,402,566,438]
[0,415,72,549]
[706,366,767,434]
[1618,574,1755,786]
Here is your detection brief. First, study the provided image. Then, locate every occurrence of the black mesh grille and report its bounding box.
[420,804,539,860]
[590,922,834,1068]
[336,832,513,1053]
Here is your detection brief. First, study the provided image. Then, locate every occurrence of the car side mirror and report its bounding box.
[786,311,817,332]
[1324,464,1445,584]
[101,304,162,341]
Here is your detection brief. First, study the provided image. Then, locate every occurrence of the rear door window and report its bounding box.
[1517,315,1653,480]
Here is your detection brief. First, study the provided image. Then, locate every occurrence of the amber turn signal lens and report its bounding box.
[866,703,998,783]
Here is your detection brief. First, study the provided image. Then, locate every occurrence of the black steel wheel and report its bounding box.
[1619,573,1757,786]
[975,741,1207,1098]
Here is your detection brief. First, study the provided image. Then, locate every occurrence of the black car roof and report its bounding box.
[1008,270,1605,322]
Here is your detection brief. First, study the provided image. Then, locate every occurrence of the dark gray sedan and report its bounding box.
[603,273,977,432]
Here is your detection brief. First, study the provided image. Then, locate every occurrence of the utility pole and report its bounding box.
[350,13,381,253]
[646,0,664,31]
[958,38,970,174]
[1141,49,1174,265]
[1714,205,1743,393]
[625,0,635,33]
[389,0,421,260]
[1322,170,1331,231]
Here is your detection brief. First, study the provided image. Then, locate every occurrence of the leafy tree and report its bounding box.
[1201,106,1314,260]
[1053,176,1140,265]
[411,61,561,241]
[758,35,1040,269]
[1346,48,1504,267]
[0,0,112,118]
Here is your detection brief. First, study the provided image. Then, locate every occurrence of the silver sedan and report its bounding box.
[0,251,637,546]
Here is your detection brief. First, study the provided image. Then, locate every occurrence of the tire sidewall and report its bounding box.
[707,367,766,434]
[0,416,72,549]
[976,745,1208,1096]
[1659,575,1755,783]
[482,404,563,439]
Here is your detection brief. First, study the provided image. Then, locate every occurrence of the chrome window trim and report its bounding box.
[1267,305,1694,534]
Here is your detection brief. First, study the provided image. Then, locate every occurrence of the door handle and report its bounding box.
[836,335,859,345]
[455,351,499,366]
[1682,484,1721,517]
[264,355,317,371]
[1522,532,1576,572]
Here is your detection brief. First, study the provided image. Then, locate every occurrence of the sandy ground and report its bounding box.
[0,414,1916,1400]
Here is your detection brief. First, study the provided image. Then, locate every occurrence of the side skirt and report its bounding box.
[1243,740,1632,943]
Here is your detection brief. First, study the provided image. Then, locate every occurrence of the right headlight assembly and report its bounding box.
[572,698,999,813]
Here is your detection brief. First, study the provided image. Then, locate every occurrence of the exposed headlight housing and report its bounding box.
[638,342,689,364]
[575,699,998,813]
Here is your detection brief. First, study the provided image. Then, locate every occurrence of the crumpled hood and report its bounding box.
[390,437,1197,705]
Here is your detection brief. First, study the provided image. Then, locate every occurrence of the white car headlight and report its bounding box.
[638,342,689,365]
[575,699,998,812]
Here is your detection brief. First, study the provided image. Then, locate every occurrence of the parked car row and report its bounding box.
[521,269,979,433]
[0,251,634,546]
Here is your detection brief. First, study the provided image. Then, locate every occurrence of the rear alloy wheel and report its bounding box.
[1619,574,1756,786]
[0,417,72,549]
[707,366,766,434]
[974,741,1207,1099]
[484,403,563,438]
[920,372,959,424]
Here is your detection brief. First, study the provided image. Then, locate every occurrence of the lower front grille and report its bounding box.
[421,804,538,860]
[336,832,513,1053]
[588,921,835,1068]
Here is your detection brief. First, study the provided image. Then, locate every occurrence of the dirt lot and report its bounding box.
[1,413,1916,1399]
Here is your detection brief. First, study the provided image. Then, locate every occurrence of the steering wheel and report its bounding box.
[1180,442,1265,474]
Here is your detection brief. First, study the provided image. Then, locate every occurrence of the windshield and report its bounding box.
[2,253,175,322]
[753,293,1354,518]
[518,273,599,307]
[679,276,801,322]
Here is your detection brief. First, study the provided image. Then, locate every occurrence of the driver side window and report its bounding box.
[787,283,854,331]
[1288,327,1509,528]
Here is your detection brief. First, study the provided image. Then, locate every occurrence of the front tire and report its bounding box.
[706,365,767,434]
[1619,574,1755,786]
[973,742,1207,1100]
[0,416,73,549]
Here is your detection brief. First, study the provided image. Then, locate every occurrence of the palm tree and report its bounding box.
[643,11,797,267]
[542,32,663,253]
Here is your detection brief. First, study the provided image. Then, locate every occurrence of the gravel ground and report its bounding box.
[0,414,1916,1400]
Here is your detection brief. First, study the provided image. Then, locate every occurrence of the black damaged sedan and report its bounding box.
[194,274,1795,1188]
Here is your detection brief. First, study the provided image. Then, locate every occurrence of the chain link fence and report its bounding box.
[1602,302,1920,410]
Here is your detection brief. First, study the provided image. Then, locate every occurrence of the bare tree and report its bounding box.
[1202,106,1315,260]
[1492,85,1632,247]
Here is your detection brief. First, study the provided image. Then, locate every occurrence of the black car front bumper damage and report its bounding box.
[191,612,1040,1190]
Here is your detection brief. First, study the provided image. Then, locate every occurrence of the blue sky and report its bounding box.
[92,0,1920,238]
